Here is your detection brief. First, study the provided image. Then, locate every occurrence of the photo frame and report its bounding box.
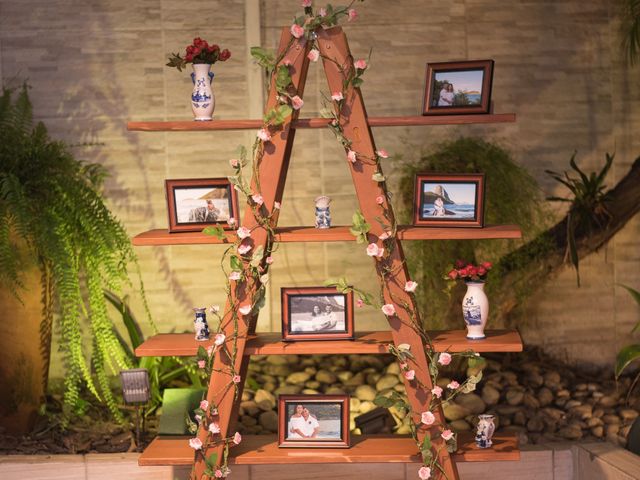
[413,173,486,228]
[422,60,494,115]
[165,178,239,233]
[281,287,355,342]
[278,394,350,448]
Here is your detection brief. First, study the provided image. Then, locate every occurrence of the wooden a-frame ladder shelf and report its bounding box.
[130,26,522,479]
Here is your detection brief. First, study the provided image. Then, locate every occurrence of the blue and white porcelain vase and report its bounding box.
[314,195,331,229]
[193,307,210,341]
[462,281,489,339]
[475,414,495,448]
[191,63,215,121]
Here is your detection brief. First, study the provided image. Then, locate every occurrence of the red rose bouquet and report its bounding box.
[446,260,492,282]
[167,37,231,72]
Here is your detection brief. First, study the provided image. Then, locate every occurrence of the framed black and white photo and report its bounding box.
[165,178,239,233]
[278,394,350,448]
[281,287,354,342]
[413,174,485,228]
[423,60,494,115]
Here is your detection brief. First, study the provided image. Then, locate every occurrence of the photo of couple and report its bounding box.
[288,295,346,334]
[285,402,342,441]
[431,69,484,107]
[174,186,231,224]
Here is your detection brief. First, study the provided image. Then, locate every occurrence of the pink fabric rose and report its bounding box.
[237,226,251,239]
[366,243,381,257]
[237,242,252,255]
[266,256,274,264]
[376,195,385,205]
[418,466,431,480]
[214,470,223,478]
[290,24,305,39]
[307,49,320,62]
[257,128,271,142]
[273,201,281,210]
[238,305,252,316]
[348,8,358,21]
[354,59,367,70]
[347,150,357,163]
[301,0,312,7]
[356,298,364,308]
[438,352,452,366]
[379,231,391,240]
[214,333,226,346]
[441,429,454,441]
[431,386,443,398]
[197,360,206,369]
[404,369,416,380]
[229,271,241,281]
[233,432,242,445]
[447,380,460,390]
[232,375,242,384]
[381,304,396,316]
[229,158,239,168]
[421,411,435,425]
[376,149,389,158]
[200,400,209,410]
[404,281,418,293]
[331,91,344,101]
[251,194,264,205]
[228,217,236,227]
[209,422,221,434]
[189,437,202,450]
[318,7,327,17]
[291,95,304,110]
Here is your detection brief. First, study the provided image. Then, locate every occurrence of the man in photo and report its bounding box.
[314,304,338,331]
[288,405,319,439]
[188,199,220,222]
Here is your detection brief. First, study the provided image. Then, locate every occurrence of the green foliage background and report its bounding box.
[397,137,549,329]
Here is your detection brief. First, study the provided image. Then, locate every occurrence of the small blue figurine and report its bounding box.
[193,307,210,341]
[314,195,331,229]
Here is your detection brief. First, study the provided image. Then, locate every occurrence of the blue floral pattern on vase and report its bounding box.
[190,65,215,121]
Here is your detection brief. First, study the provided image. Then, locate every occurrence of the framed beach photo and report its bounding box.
[281,287,354,342]
[413,174,486,228]
[278,394,350,448]
[422,60,494,115]
[165,178,239,233]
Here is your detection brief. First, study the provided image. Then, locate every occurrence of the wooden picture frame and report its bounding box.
[413,173,486,228]
[422,60,494,115]
[278,394,350,448]
[281,287,355,342]
[165,178,239,233]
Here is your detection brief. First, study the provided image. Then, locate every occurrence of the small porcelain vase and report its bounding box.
[314,196,331,229]
[462,281,489,339]
[193,307,210,341]
[475,414,496,448]
[191,63,215,121]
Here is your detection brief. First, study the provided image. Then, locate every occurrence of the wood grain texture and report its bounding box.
[138,433,519,466]
[126,114,515,131]
[132,224,522,246]
[134,330,523,357]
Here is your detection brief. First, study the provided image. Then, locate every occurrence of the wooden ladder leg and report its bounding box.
[317,27,460,480]
[193,28,312,479]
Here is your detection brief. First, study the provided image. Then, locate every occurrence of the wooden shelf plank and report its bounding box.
[132,224,522,246]
[135,330,523,357]
[138,432,519,466]
[127,114,515,132]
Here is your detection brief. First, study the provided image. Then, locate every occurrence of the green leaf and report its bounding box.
[250,47,275,69]
[467,355,486,369]
[250,245,265,268]
[230,255,242,271]
[197,346,208,361]
[615,344,640,378]
[205,452,218,468]
[372,172,386,182]
[373,395,394,408]
[421,432,432,452]
[275,65,292,93]
[203,225,226,240]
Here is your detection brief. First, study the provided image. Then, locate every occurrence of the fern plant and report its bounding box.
[0,85,152,421]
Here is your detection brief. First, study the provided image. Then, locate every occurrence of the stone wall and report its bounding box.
[0,0,639,374]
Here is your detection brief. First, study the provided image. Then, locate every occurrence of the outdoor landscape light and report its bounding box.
[120,368,150,450]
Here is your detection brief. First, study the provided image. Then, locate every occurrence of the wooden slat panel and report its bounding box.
[132,225,522,246]
[135,330,523,357]
[138,433,519,466]
[126,114,515,132]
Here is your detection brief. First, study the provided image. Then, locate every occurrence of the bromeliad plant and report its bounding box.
[167,37,231,72]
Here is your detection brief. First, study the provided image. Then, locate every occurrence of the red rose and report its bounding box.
[193,46,202,56]
[447,270,458,280]
[455,259,466,268]
[210,44,220,52]
[201,40,209,50]
[185,53,193,62]
[477,266,487,276]
[219,49,231,61]
[482,261,492,270]
[193,37,204,47]
[186,45,194,54]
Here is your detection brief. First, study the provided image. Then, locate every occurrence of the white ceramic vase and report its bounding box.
[462,281,489,339]
[475,414,496,448]
[191,63,215,121]
[314,195,331,229]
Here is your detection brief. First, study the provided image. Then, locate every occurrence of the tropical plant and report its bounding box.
[0,85,152,421]
[620,0,640,64]
[546,152,613,286]
[398,137,547,329]
[105,291,204,417]
[615,285,640,400]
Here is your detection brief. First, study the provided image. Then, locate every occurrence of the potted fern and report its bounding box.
[0,86,152,432]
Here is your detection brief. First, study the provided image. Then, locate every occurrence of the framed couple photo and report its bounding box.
[165,178,239,233]
[281,287,354,341]
[278,394,350,448]
[423,59,494,115]
[413,173,486,228]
